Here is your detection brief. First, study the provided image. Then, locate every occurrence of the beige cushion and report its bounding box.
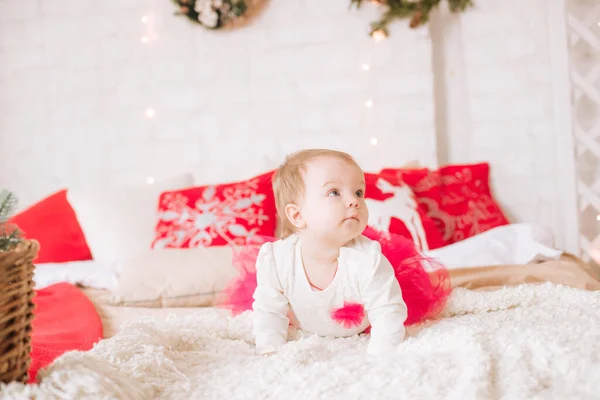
[448,254,600,291]
[82,287,203,338]
[109,246,239,308]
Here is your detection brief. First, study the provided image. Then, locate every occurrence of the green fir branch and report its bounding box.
[0,225,22,251]
[351,0,474,36]
[0,190,23,251]
[0,190,18,224]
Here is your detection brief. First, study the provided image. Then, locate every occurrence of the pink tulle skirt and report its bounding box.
[218,227,452,327]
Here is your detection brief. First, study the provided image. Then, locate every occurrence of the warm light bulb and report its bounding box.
[371,29,387,43]
[146,177,155,184]
[362,63,370,71]
[145,108,156,118]
[370,137,378,146]
[141,16,149,23]
[365,100,374,108]
[596,213,600,221]
[141,36,149,44]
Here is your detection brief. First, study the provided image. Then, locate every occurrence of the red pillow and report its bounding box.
[29,282,103,383]
[381,163,509,244]
[380,167,446,239]
[439,162,509,242]
[9,190,92,263]
[153,171,277,248]
[364,172,445,250]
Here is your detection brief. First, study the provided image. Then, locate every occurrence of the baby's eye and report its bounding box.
[356,190,364,198]
[328,189,340,197]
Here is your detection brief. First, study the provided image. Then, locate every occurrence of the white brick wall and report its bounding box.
[430,0,577,249]
[0,0,579,249]
[0,0,437,209]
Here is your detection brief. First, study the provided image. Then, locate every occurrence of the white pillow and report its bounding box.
[67,174,193,266]
[423,223,563,269]
[33,260,119,291]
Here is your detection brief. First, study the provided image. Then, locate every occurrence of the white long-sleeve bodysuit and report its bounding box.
[252,234,408,356]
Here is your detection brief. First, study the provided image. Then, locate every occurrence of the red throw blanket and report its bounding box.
[29,282,103,382]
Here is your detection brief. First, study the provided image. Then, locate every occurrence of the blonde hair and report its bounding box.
[273,149,360,238]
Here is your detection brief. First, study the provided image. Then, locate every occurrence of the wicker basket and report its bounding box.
[0,240,38,384]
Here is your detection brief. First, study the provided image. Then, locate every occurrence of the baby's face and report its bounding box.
[298,156,368,246]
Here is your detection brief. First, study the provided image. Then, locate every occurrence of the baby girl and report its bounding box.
[252,149,409,356]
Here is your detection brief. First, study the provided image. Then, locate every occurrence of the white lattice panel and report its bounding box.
[567,0,600,261]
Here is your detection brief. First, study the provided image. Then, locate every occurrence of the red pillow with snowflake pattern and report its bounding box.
[364,173,445,250]
[152,172,277,249]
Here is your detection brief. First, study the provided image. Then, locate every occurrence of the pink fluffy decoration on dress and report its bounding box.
[218,227,452,327]
[361,226,451,325]
[218,235,277,315]
[331,302,366,328]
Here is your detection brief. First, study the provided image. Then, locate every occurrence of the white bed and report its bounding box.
[3,224,599,398]
[2,283,599,399]
[30,223,600,341]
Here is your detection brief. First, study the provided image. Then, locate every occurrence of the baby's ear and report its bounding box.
[284,203,305,230]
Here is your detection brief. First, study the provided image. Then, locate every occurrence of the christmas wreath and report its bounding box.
[173,0,248,29]
[351,0,474,38]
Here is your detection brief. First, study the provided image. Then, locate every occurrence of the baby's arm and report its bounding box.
[252,242,290,355]
[362,252,408,356]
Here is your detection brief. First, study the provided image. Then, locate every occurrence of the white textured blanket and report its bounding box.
[2,283,599,400]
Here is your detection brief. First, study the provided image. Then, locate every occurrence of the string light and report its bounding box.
[146,177,155,184]
[365,100,374,108]
[371,29,387,43]
[141,16,149,23]
[361,63,370,71]
[596,213,600,222]
[370,137,378,146]
[145,108,156,118]
[141,36,149,44]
